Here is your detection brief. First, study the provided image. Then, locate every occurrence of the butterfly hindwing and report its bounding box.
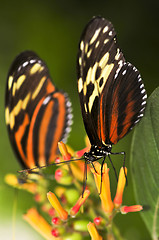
[100,62,147,145]
[5,51,73,169]
[77,16,147,147]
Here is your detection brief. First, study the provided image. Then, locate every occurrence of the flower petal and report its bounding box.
[58,142,71,160]
[47,191,68,221]
[23,208,57,240]
[91,162,114,213]
[87,222,103,240]
[114,167,127,207]
[70,189,90,216]
[120,205,143,214]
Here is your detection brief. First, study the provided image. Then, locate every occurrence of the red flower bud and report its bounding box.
[94,217,102,226]
[120,205,143,214]
[70,189,90,217]
[52,217,61,225]
[51,228,59,237]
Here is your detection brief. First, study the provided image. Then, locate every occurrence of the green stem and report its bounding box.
[105,211,125,240]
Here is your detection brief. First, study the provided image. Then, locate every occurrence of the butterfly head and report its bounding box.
[84,144,112,163]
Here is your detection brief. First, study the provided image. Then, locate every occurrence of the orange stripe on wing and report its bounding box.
[26,98,45,168]
[109,88,119,145]
[15,113,29,166]
[118,91,135,139]
[46,80,56,94]
[38,100,54,166]
[48,93,66,164]
[99,93,105,143]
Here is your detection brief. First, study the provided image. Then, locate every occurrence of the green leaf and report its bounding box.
[130,87,159,239]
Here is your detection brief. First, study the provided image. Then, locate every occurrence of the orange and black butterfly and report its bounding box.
[77,16,147,169]
[5,51,73,169]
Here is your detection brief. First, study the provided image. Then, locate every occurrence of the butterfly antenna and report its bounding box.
[18,157,85,173]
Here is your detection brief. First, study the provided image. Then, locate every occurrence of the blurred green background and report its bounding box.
[0,0,158,239]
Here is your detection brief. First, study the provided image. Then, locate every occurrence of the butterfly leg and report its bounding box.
[108,154,118,182]
[99,156,106,194]
[90,162,97,173]
[82,159,88,197]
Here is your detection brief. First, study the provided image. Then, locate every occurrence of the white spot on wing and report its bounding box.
[43,95,51,105]
[67,113,73,119]
[95,41,100,48]
[115,48,120,60]
[114,61,124,79]
[80,41,84,51]
[65,127,71,133]
[142,94,147,100]
[8,76,13,90]
[68,119,73,125]
[141,101,146,106]
[79,57,82,65]
[90,28,101,45]
[138,113,144,118]
[104,39,109,44]
[22,61,29,67]
[18,66,22,72]
[30,59,36,64]
[141,89,146,94]
[134,119,140,124]
[103,26,108,33]
[87,49,92,58]
[140,107,145,112]
[66,100,72,107]
[122,70,127,75]
[109,31,113,36]
[78,78,83,93]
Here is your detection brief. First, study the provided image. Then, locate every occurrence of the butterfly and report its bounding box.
[77,16,147,171]
[5,51,73,170]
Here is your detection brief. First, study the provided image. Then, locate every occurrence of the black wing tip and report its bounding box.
[78,16,113,51]
[90,15,111,24]
[8,50,42,77]
[11,50,39,65]
[16,50,38,58]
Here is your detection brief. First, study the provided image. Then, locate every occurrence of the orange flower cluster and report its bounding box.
[5,140,143,240]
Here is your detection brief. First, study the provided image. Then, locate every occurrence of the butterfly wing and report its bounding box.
[100,62,147,145]
[77,16,147,147]
[5,51,72,168]
[77,17,124,146]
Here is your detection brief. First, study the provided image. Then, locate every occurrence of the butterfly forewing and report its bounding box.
[5,51,55,132]
[77,16,147,147]
[5,51,73,169]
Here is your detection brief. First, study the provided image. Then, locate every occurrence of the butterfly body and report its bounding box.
[84,144,112,163]
[77,16,147,166]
